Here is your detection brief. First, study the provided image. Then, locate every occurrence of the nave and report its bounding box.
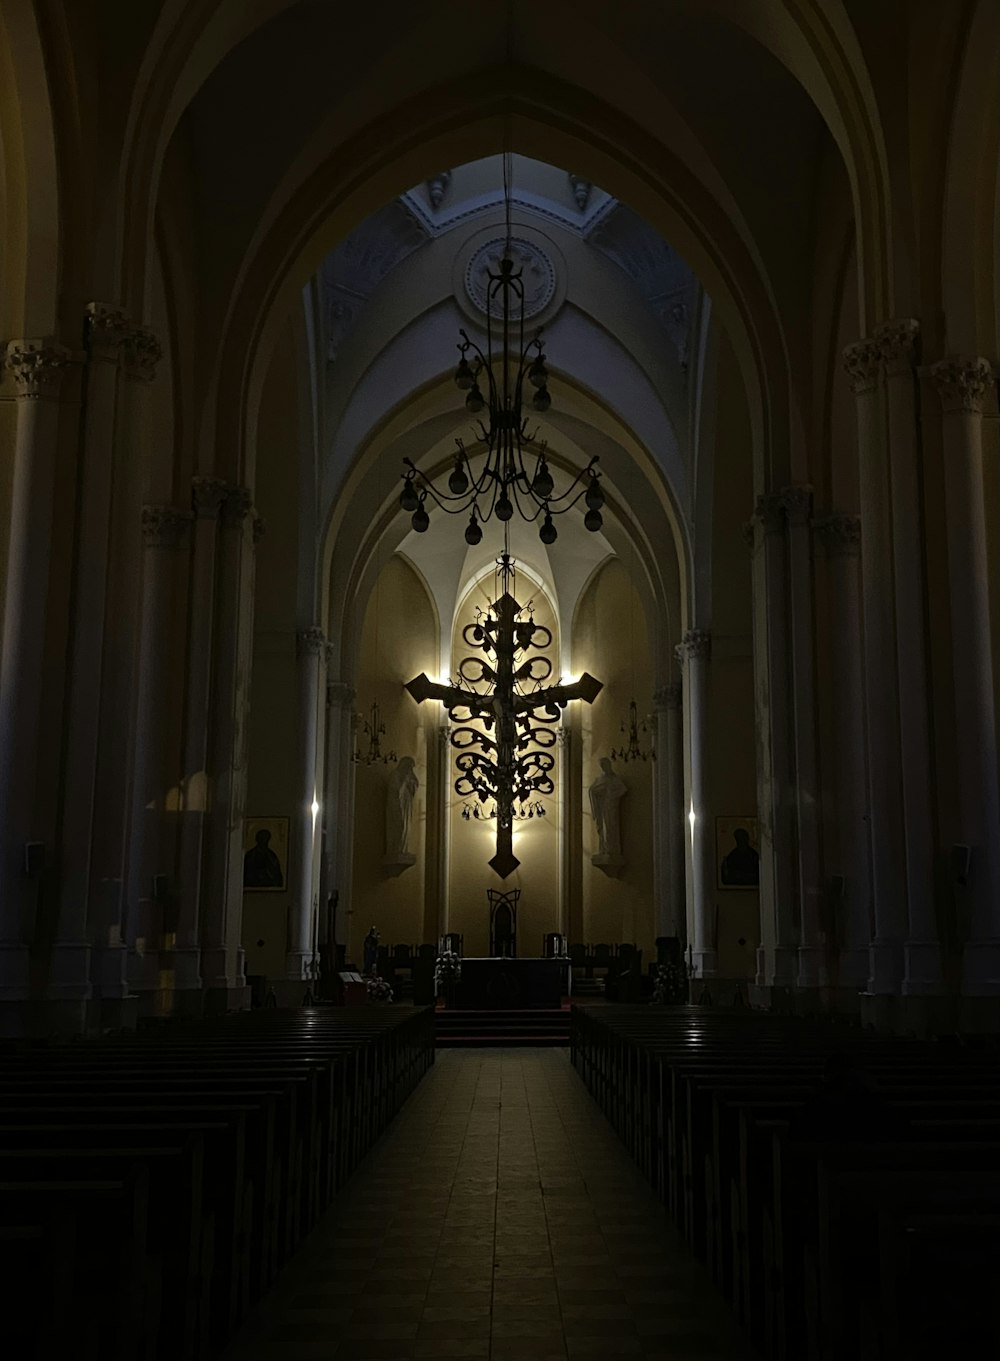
[223,1049,752,1361]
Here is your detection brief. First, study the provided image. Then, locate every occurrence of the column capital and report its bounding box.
[927,356,995,415]
[191,476,228,519]
[876,317,919,376]
[752,492,785,536]
[252,511,266,546]
[740,519,756,551]
[778,484,813,527]
[120,325,162,381]
[296,626,326,659]
[842,337,883,395]
[84,303,131,361]
[220,485,253,527]
[4,339,70,398]
[813,513,861,557]
[438,722,454,750]
[142,505,193,547]
[327,680,356,709]
[653,681,683,710]
[674,629,711,665]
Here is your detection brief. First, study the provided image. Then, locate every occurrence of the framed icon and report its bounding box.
[716,816,760,890]
[243,816,289,891]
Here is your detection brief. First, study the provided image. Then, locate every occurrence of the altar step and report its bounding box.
[435,1007,570,1047]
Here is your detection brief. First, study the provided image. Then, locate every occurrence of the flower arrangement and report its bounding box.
[365,973,393,1004]
[651,961,686,1005]
[434,950,462,989]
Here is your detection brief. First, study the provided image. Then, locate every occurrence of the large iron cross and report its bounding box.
[406,560,602,878]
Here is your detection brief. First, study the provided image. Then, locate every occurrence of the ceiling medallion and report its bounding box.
[465,237,555,321]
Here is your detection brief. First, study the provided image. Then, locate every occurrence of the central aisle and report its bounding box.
[224,1049,754,1360]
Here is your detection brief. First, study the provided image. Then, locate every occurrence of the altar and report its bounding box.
[451,957,570,1010]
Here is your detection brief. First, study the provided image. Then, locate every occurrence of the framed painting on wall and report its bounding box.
[243,816,289,891]
[716,816,760,890]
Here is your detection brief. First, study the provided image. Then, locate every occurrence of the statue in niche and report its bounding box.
[385,755,419,857]
[589,757,628,857]
[363,925,380,975]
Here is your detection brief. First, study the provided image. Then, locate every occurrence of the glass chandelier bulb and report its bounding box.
[539,513,557,545]
[496,493,514,522]
[464,513,483,545]
[412,504,430,533]
[399,480,419,513]
[466,383,485,413]
[532,462,554,498]
[528,356,548,388]
[584,508,603,532]
[454,357,475,390]
[585,477,604,510]
[449,460,469,495]
[530,386,551,413]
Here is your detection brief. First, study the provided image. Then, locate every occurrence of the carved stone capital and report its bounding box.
[327,680,356,709]
[85,303,131,361]
[121,326,162,381]
[296,626,326,659]
[813,513,861,557]
[928,356,995,415]
[674,629,711,665]
[740,520,756,551]
[142,505,193,548]
[753,492,785,536]
[252,511,266,546]
[191,476,228,519]
[779,484,813,527]
[4,340,70,398]
[842,337,883,395]
[439,723,454,750]
[876,318,919,376]
[220,485,253,527]
[653,681,682,710]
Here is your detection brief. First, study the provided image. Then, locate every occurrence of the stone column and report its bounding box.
[174,477,227,998]
[322,679,356,953]
[879,320,942,994]
[814,514,871,987]
[780,485,824,987]
[125,507,192,1002]
[287,627,325,981]
[0,341,70,1006]
[928,357,1000,994]
[652,682,684,941]
[749,494,798,988]
[675,630,714,976]
[564,713,585,949]
[200,486,256,1006]
[435,724,453,943]
[55,306,128,996]
[842,338,905,993]
[88,326,162,1003]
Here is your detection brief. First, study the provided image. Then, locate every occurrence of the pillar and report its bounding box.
[125,507,192,1004]
[780,486,824,988]
[287,626,325,981]
[814,514,871,988]
[322,679,356,954]
[842,338,905,993]
[174,477,228,998]
[54,306,128,1002]
[435,724,452,943]
[88,326,162,1003]
[652,682,684,941]
[879,320,942,994]
[201,486,258,1007]
[928,357,1000,995]
[0,341,70,1009]
[675,630,714,976]
[749,494,798,988]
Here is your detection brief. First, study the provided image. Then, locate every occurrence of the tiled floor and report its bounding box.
[223,1049,756,1361]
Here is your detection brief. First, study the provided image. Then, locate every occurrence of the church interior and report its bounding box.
[1,1,999,1357]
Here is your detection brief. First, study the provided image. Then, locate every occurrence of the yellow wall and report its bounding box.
[348,554,437,959]
[574,557,656,960]
[447,569,562,956]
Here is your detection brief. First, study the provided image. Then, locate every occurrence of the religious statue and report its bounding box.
[589,756,627,857]
[385,755,418,857]
[363,925,380,975]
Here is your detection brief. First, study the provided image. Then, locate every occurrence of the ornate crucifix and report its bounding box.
[406,555,602,878]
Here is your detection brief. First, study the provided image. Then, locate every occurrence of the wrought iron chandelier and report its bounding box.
[406,551,602,876]
[611,698,654,763]
[352,698,397,766]
[399,153,605,547]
